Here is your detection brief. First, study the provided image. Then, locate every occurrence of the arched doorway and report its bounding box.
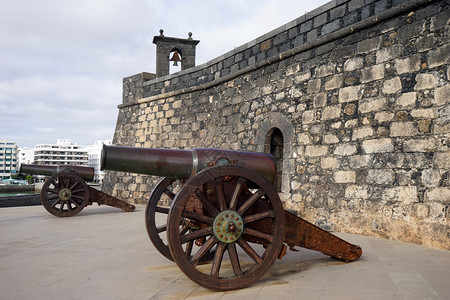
[265,128,283,192]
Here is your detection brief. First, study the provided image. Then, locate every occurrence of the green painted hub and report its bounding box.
[213,210,244,243]
[59,188,72,201]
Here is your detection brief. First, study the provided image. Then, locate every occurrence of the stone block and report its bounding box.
[415,73,437,90]
[357,36,382,54]
[334,144,357,156]
[410,108,436,119]
[349,155,372,168]
[395,55,421,74]
[359,97,387,113]
[315,64,336,78]
[305,145,328,157]
[295,70,311,83]
[361,64,385,83]
[375,112,395,123]
[345,185,369,199]
[334,171,356,183]
[362,138,393,153]
[322,19,341,35]
[382,77,402,94]
[425,188,450,203]
[322,105,341,120]
[427,44,450,69]
[376,44,404,64]
[403,138,437,152]
[434,85,450,106]
[325,74,344,90]
[307,79,321,93]
[390,121,418,137]
[367,169,394,185]
[382,186,417,204]
[344,57,364,71]
[396,92,417,108]
[339,85,363,103]
[314,12,328,28]
[434,152,450,169]
[302,110,315,124]
[352,126,374,140]
[324,134,339,144]
[321,157,340,169]
[313,93,327,108]
[421,169,441,187]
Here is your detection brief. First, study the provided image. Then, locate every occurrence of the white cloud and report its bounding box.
[0,0,329,147]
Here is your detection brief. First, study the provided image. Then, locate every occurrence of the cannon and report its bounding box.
[101,145,362,291]
[20,164,135,217]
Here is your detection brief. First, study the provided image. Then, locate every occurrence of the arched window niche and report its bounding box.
[265,128,283,192]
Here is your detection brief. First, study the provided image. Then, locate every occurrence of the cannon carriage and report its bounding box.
[20,164,135,217]
[101,145,362,291]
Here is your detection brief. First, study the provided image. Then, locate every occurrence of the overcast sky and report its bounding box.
[0,0,329,148]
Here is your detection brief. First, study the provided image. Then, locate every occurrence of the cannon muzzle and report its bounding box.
[101,145,276,183]
[20,164,94,181]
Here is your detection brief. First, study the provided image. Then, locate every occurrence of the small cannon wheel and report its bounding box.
[167,165,285,291]
[41,172,89,217]
[145,177,215,263]
[145,177,180,261]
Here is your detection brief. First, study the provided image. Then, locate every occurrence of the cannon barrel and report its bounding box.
[20,164,94,181]
[101,145,276,183]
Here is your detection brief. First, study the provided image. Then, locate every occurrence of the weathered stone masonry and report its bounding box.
[104,0,450,249]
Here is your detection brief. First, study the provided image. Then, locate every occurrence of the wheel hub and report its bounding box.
[59,188,72,201]
[213,210,243,243]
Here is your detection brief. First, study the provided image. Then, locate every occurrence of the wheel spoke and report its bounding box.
[180,227,212,244]
[155,206,169,214]
[194,188,219,217]
[179,223,190,235]
[237,189,265,215]
[228,243,243,276]
[243,228,274,243]
[48,194,59,200]
[243,210,275,224]
[71,188,85,194]
[185,240,194,257]
[210,242,226,277]
[47,188,59,194]
[156,224,166,233]
[229,178,245,211]
[237,239,263,264]
[215,177,227,211]
[182,211,214,225]
[69,199,80,208]
[190,236,218,266]
[72,194,85,200]
[51,199,61,208]
[69,181,79,190]
[163,188,176,200]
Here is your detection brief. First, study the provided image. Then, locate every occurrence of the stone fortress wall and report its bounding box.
[103,0,450,249]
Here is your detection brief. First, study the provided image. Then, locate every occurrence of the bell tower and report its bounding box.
[152,29,200,78]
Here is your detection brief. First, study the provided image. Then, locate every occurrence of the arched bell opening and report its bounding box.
[264,128,283,192]
[169,49,182,74]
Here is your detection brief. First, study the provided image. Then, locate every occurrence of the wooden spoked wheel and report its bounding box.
[145,177,182,261]
[40,172,89,217]
[167,165,285,291]
[145,177,215,264]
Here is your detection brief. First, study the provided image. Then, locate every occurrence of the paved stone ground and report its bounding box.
[1,205,449,300]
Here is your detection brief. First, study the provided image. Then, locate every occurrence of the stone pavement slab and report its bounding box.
[1,205,449,300]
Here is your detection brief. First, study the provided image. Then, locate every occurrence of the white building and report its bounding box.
[0,140,19,179]
[85,140,112,183]
[34,139,88,166]
[18,147,35,168]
